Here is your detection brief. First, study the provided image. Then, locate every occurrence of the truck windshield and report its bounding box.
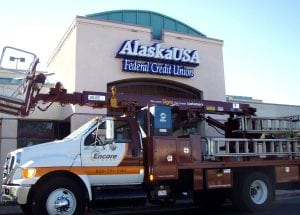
[64,117,99,140]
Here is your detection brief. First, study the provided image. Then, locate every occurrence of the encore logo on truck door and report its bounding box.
[81,119,143,185]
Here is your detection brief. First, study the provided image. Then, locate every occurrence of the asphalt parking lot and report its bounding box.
[0,190,299,215]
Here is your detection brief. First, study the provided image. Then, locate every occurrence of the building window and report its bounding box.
[108,78,202,99]
[107,78,203,115]
[17,120,70,148]
[0,78,22,84]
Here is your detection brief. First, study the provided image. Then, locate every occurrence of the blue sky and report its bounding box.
[0,0,299,105]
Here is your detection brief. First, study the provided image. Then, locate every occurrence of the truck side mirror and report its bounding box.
[105,118,114,141]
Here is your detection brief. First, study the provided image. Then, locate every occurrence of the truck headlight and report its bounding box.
[22,168,36,179]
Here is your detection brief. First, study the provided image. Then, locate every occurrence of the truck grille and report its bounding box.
[3,154,14,183]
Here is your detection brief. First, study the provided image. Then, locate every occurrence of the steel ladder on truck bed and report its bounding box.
[238,115,300,133]
[205,116,300,158]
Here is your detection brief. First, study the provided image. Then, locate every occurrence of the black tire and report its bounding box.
[31,176,86,215]
[233,171,274,212]
[19,203,32,215]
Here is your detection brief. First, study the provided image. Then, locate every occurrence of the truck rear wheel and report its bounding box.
[233,171,274,212]
[31,177,85,215]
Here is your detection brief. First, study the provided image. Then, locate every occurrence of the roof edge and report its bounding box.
[86,10,206,39]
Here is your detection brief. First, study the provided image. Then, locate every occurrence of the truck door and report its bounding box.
[81,118,143,185]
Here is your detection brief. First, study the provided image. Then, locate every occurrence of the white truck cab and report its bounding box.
[2,116,145,214]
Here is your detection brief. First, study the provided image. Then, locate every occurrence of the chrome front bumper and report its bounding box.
[1,184,31,204]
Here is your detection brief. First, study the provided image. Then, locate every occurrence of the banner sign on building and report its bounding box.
[116,40,200,78]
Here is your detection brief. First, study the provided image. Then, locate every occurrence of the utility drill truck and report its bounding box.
[1,47,300,214]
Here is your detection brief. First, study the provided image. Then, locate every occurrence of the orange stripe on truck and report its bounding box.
[34,166,143,177]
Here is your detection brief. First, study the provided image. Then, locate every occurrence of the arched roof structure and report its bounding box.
[86,10,206,40]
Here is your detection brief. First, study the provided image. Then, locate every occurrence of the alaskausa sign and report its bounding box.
[117,40,200,65]
[116,40,200,78]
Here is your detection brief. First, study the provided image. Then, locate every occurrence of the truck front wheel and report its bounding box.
[233,171,274,212]
[31,177,85,215]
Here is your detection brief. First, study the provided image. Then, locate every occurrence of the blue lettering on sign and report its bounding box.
[116,40,200,66]
[122,59,194,78]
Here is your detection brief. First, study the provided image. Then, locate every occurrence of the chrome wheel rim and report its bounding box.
[250,179,268,205]
[46,188,76,215]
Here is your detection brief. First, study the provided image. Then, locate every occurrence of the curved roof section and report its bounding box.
[86,10,206,40]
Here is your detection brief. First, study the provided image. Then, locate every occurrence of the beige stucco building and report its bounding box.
[47,11,226,131]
